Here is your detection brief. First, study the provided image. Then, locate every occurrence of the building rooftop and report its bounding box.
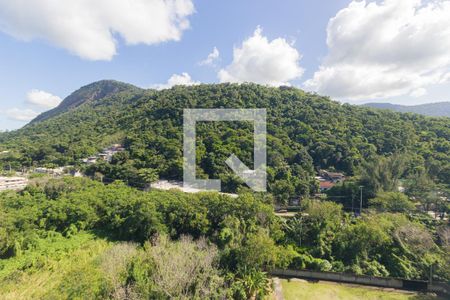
[319,181,335,189]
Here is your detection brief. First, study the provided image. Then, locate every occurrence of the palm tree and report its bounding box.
[236,268,270,300]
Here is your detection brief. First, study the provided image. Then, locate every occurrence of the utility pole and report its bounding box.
[359,186,363,216]
[351,193,354,215]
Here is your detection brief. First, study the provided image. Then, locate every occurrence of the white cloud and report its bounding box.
[4,108,39,122]
[2,89,61,124]
[304,0,450,100]
[199,47,220,66]
[410,88,427,98]
[440,72,450,84]
[152,72,200,90]
[218,27,304,86]
[0,0,195,61]
[26,89,62,109]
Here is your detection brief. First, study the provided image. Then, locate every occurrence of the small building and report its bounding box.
[320,170,345,183]
[82,156,98,164]
[0,177,28,191]
[34,167,65,176]
[315,176,326,182]
[319,180,335,192]
[82,144,125,165]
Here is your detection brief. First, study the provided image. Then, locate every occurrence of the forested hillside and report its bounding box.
[0,81,449,199]
[0,82,449,299]
[31,80,143,123]
[0,177,448,299]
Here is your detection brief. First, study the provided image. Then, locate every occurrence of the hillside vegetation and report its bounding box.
[0,82,449,200]
[0,83,448,299]
[0,177,448,299]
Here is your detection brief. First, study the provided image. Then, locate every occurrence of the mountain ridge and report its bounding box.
[363,101,450,117]
[31,80,142,123]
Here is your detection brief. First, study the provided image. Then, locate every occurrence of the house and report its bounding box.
[316,170,345,192]
[110,144,125,152]
[82,144,125,165]
[0,176,28,191]
[34,167,65,176]
[82,156,98,164]
[315,176,326,182]
[319,181,335,192]
[320,170,345,183]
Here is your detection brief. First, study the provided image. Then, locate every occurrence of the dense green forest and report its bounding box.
[0,178,448,299]
[0,81,449,298]
[0,81,449,201]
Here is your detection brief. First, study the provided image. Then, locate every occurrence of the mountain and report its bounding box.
[363,102,450,117]
[0,81,449,197]
[31,80,142,123]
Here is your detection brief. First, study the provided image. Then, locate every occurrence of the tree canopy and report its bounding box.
[1,82,449,199]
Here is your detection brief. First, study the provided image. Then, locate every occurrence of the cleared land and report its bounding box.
[280,279,444,300]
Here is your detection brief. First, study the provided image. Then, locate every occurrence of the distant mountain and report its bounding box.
[363,102,450,117]
[31,80,142,123]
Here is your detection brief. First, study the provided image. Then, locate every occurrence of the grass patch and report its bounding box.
[0,232,113,300]
[281,279,444,300]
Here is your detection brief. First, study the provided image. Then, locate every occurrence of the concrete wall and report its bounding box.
[271,269,450,296]
[272,269,450,296]
[271,269,403,289]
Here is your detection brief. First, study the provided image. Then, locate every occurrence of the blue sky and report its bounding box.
[1,0,450,130]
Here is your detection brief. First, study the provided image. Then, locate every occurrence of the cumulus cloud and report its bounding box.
[0,0,195,60]
[199,47,220,66]
[218,27,304,86]
[4,108,39,122]
[440,72,450,84]
[152,72,200,90]
[304,0,450,100]
[26,89,62,109]
[2,89,61,123]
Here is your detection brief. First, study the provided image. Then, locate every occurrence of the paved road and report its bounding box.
[273,277,284,300]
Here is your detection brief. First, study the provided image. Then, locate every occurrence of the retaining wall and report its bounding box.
[271,269,449,295]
